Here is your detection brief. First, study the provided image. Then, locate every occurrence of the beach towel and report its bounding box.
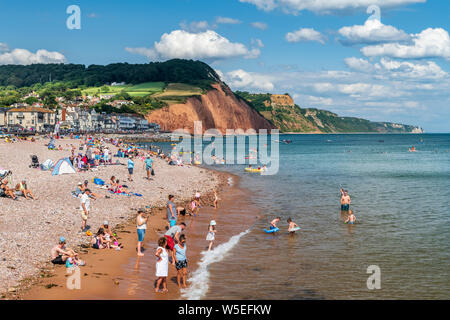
[93,178,105,186]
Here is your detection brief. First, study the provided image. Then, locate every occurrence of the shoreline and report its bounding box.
[13,170,253,300]
[0,136,222,299]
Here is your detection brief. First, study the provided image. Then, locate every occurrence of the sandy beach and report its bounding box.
[0,136,222,298]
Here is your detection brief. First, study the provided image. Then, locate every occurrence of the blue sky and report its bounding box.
[0,0,449,132]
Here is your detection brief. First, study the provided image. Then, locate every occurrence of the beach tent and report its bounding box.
[52,158,76,176]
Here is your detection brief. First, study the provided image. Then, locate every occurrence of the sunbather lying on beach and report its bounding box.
[15,180,37,200]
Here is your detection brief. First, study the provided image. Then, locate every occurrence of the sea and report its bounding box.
[150,133,450,300]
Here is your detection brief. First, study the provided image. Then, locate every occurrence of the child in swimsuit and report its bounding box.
[269,217,281,230]
[287,217,299,232]
[345,210,356,224]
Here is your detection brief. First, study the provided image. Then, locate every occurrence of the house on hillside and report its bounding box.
[100,94,116,100]
[107,100,134,108]
[6,107,56,132]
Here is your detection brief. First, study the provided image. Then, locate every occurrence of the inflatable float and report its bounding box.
[289,227,301,232]
[263,227,279,233]
[245,167,262,173]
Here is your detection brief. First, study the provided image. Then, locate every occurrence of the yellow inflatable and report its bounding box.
[244,167,261,173]
[193,161,201,165]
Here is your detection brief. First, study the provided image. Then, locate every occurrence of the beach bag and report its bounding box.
[151,168,155,176]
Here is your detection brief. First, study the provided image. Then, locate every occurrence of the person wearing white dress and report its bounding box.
[155,237,169,293]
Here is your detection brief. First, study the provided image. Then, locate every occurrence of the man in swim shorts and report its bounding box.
[51,237,75,264]
[340,188,351,211]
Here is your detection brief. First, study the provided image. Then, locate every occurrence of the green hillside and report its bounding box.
[236,91,422,133]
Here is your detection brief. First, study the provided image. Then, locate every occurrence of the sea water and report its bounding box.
[156,134,450,299]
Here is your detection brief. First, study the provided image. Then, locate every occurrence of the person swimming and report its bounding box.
[344,210,356,224]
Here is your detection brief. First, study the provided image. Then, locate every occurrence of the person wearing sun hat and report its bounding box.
[50,237,74,265]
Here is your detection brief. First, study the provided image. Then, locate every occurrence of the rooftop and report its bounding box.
[7,107,55,113]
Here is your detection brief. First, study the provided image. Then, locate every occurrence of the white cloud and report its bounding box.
[239,0,426,14]
[344,57,376,72]
[179,20,211,33]
[125,30,260,61]
[0,46,66,65]
[285,28,325,44]
[379,58,447,79]
[345,56,447,79]
[361,28,450,59]
[250,22,268,30]
[222,69,274,91]
[252,38,265,48]
[216,17,241,24]
[305,95,334,106]
[217,65,450,130]
[180,17,241,33]
[0,43,10,53]
[339,19,410,45]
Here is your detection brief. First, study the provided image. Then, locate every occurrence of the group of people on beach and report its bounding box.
[40,133,223,294]
[0,177,37,201]
[135,191,218,293]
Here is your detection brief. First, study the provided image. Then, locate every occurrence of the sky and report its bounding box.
[0,0,449,132]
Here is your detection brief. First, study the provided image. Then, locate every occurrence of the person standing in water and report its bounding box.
[206,220,217,251]
[213,190,220,209]
[269,217,281,230]
[345,210,356,224]
[155,237,169,293]
[173,234,188,289]
[287,217,299,233]
[340,188,351,211]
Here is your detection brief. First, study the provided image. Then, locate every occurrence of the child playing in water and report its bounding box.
[213,190,219,209]
[269,217,281,230]
[345,210,356,224]
[206,220,216,251]
[287,217,299,233]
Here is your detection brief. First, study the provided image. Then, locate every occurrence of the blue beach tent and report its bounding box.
[52,158,76,176]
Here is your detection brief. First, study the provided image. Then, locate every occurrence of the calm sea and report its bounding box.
[154,134,450,299]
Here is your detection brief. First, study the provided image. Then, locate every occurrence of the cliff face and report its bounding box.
[145,83,275,134]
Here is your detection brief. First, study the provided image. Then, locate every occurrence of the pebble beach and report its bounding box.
[0,136,220,296]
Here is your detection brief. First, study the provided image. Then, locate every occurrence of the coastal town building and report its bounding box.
[6,106,56,132]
